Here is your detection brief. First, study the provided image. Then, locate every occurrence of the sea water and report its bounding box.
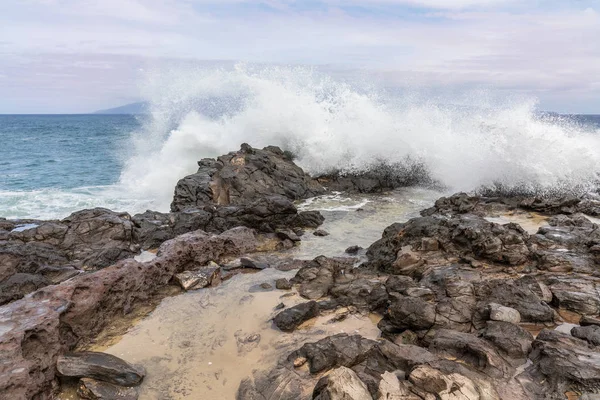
[1,66,600,220]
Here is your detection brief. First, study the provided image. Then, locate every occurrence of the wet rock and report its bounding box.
[488,303,521,324]
[276,278,293,290]
[78,378,139,400]
[312,366,372,400]
[171,144,325,211]
[519,195,581,215]
[277,229,302,242]
[571,325,600,346]
[173,264,221,290]
[345,245,362,254]
[274,303,285,310]
[288,334,377,374]
[57,351,145,386]
[315,161,431,194]
[357,340,438,380]
[292,256,352,300]
[482,321,533,360]
[259,282,273,290]
[274,301,319,332]
[314,229,330,237]
[240,257,270,270]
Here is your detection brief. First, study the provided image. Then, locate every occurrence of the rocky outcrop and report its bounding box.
[0,227,266,399]
[134,195,324,249]
[171,144,325,211]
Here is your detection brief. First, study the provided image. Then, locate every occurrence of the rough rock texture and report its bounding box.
[78,378,140,400]
[0,227,262,400]
[274,301,320,332]
[312,367,373,400]
[134,195,324,249]
[0,208,138,304]
[240,191,600,400]
[57,351,145,386]
[171,144,325,212]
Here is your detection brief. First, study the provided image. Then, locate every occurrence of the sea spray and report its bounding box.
[119,64,600,211]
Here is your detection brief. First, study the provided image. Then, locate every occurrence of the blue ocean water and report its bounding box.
[0,115,144,219]
[1,107,600,220]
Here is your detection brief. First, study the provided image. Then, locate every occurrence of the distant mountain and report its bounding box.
[94,102,148,115]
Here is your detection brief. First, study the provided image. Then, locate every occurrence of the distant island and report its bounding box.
[93,102,148,115]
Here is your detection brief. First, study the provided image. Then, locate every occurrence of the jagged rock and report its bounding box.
[276,278,293,290]
[529,329,600,392]
[429,330,510,379]
[171,144,325,211]
[313,366,372,400]
[78,378,139,399]
[288,334,377,374]
[240,257,270,270]
[345,245,362,254]
[134,196,324,249]
[314,229,330,237]
[173,263,221,290]
[57,352,145,386]
[315,161,431,194]
[546,276,600,316]
[581,316,600,327]
[384,296,436,331]
[274,301,319,332]
[488,303,521,324]
[291,256,354,300]
[377,372,421,400]
[482,321,533,360]
[473,278,554,323]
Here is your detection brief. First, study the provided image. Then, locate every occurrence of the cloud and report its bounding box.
[0,0,599,112]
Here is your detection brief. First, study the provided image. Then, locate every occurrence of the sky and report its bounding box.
[0,0,599,114]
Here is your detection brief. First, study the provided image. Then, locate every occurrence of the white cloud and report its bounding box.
[0,0,599,112]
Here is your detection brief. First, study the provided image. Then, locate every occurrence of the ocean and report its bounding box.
[1,69,600,220]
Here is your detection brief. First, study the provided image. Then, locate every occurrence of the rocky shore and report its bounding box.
[2,144,600,399]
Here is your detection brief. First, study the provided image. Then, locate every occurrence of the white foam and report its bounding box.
[117,65,600,212]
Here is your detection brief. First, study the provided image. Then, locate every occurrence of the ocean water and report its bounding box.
[1,67,600,220]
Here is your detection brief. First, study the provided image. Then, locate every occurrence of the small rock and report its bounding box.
[488,303,521,324]
[275,278,293,290]
[260,282,273,290]
[57,352,145,386]
[393,330,419,346]
[293,357,307,368]
[240,257,269,270]
[78,378,139,400]
[293,228,305,237]
[313,229,330,237]
[274,303,285,310]
[345,245,362,254]
[273,301,319,332]
[276,229,301,242]
[173,264,220,291]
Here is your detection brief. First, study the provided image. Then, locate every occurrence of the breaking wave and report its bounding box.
[118,64,600,211]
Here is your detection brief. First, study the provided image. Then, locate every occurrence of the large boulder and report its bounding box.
[171,144,325,211]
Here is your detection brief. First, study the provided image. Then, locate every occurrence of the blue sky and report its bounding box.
[0,0,599,113]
